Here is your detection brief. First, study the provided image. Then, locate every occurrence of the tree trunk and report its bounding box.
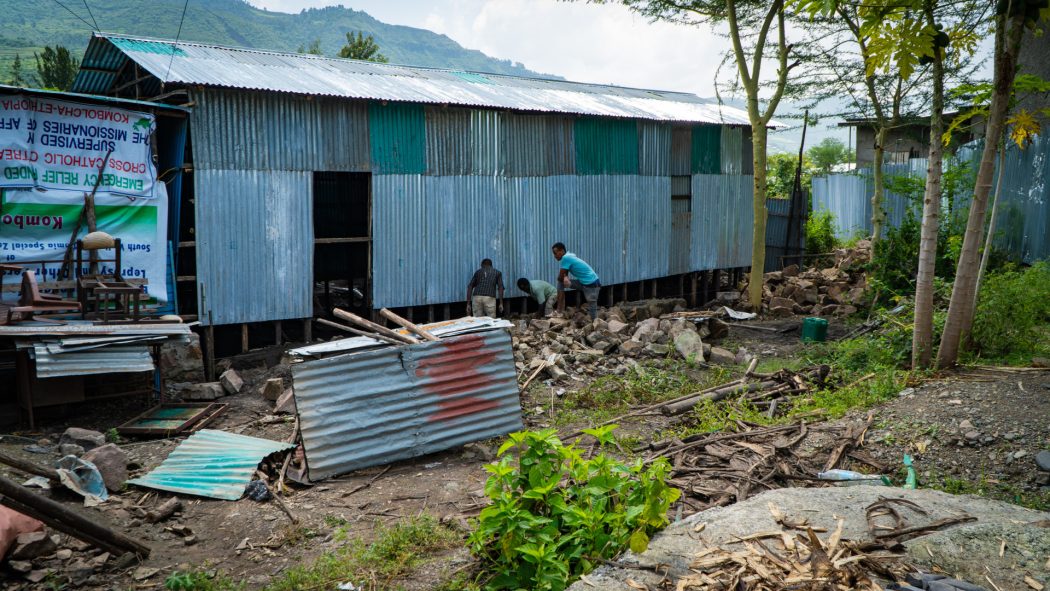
[937,14,1025,368]
[972,139,1007,314]
[747,124,770,310]
[912,37,945,370]
[871,127,888,243]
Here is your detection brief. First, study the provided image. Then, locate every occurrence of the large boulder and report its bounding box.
[81,444,128,493]
[673,331,704,362]
[632,318,661,343]
[59,428,104,452]
[708,347,738,365]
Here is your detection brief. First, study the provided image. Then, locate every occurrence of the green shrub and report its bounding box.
[805,209,839,255]
[869,215,960,298]
[469,427,680,591]
[970,262,1050,361]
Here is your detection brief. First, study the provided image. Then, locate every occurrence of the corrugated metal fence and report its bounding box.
[812,136,1050,264]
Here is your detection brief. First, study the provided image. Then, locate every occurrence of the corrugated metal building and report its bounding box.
[72,33,760,331]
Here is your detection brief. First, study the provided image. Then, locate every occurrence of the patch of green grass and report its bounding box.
[553,361,732,428]
[923,472,1050,512]
[323,514,350,528]
[163,569,242,591]
[265,515,460,591]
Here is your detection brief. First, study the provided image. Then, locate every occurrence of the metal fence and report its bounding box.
[811,137,1050,265]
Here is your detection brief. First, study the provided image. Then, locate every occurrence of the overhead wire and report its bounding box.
[164,0,190,84]
[48,0,96,31]
[81,0,101,31]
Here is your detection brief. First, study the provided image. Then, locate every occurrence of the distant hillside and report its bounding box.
[0,0,554,85]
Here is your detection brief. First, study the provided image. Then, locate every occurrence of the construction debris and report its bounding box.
[743,241,873,317]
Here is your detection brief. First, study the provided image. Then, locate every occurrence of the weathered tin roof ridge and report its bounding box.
[74,32,769,126]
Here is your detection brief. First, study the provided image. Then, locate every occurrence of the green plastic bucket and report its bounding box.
[801,317,828,343]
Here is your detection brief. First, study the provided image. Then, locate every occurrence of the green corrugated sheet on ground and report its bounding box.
[692,124,721,174]
[574,117,639,175]
[369,102,427,174]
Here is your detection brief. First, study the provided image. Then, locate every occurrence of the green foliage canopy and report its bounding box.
[338,31,389,63]
[34,45,78,90]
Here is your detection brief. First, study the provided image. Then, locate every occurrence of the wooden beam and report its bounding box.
[241,324,249,353]
[0,474,150,558]
[316,318,402,346]
[313,237,370,245]
[334,308,417,344]
[380,308,439,342]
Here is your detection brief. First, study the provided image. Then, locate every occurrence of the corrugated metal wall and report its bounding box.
[195,169,313,325]
[189,88,762,322]
[811,167,916,240]
[190,88,370,171]
[692,174,755,270]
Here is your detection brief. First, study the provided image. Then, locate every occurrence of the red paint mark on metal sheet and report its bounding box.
[416,334,506,422]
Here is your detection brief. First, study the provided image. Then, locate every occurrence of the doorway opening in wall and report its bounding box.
[312,172,372,321]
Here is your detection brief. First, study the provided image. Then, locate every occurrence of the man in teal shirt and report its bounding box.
[517,277,558,317]
[551,242,601,319]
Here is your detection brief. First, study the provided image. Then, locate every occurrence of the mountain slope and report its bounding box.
[0,0,552,84]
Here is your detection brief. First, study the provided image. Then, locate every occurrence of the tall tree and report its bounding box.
[806,137,852,174]
[594,0,800,310]
[937,3,1043,367]
[9,53,29,87]
[34,45,79,90]
[297,39,324,56]
[339,31,389,63]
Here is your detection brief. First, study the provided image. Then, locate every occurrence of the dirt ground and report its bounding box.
[1,314,1048,590]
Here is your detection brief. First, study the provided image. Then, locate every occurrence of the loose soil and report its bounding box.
[1,315,1048,590]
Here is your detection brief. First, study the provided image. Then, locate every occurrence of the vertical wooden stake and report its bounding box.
[443,303,450,321]
[407,307,413,323]
[275,321,283,346]
[651,280,657,299]
[303,318,312,343]
[205,325,215,381]
[691,272,698,307]
[241,324,249,353]
[427,305,434,323]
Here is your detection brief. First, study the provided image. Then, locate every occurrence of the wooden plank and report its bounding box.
[316,318,402,346]
[0,474,151,557]
[335,308,417,344]
[313,237,370,245]
[379,308,439,342]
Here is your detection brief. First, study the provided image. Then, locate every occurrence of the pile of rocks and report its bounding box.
[744,240,872,318]
[512,298,743,383]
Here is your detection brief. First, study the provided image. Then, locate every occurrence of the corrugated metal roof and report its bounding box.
[127,430,296,500]
[0,84,189,113]
[24,342,155,378]
[73,33,758,125]
[0,323,193,336]
[291,329,523,480]
[194,169,313,325]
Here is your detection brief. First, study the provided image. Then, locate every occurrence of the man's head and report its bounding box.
[517,278,530,292]
[481,258,492,268]
[551,242,566,261]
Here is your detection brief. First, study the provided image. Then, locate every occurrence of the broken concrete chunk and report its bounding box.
[59,428,105,452]
[260,378,283,402]
[59,443,85,457]
[159,333,205,383]
[220,369,244,395]
[631,318,661,343]
[619,340,644,355]
[7,560,32,573]
[183,382,226,401]
[607,319,629,335]
[82,443,128,493]
[275,388,297,414]
[132,566,160,581]
[10,531,58,560]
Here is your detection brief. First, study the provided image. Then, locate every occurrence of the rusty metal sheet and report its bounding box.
[117,403,228,437]
[291,329,522,481]
[127,430,295,500]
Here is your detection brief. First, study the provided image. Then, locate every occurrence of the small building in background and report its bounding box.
[71,33,774,368]
[840,111,986,168]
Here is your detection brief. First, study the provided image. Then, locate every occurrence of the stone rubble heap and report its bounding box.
[742,240,873,317]
[512,298,743,383]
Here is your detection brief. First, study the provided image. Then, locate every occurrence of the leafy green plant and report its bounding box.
[469,427,680,591]
[104,428,122,444]
[804,209,839,255]
[164,570,240,591]
[970,262,1050,362]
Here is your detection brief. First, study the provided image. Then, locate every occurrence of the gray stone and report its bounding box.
[55,549,72,560]
[7,560,31,573]
[643,343,669,357]
[607,319,629,335]
[1014,450,1028,459]
[260,378,283,402]
[59,428,104,452]
[59,443,85,456]
[708,347,737,365]
[769,306,794,318]
[964,431,980,441]
[81,443,128,493]
[132,566,160,581]
[619,340,644,355]
[25,570,51,583]
[1036,450,1050,472]
[10,531,57,560]
[673,331,705,363]
[959,419,975,431]
[220,369,244,395]
[529,319,551,332]
[567,487,1049,591]
[182,382,225,401]
[631,318,661,343]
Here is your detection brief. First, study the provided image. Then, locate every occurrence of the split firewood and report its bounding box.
[145,497,182,524]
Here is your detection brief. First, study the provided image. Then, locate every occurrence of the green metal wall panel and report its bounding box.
[574,117,639,175]
[691,124,721,174]
[369,102,426,174]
